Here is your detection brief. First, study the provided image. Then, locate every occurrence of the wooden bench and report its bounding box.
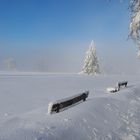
[48,91,89,114]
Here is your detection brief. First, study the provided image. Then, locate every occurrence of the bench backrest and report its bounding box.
[117,81,128,89]
[48,91,89,114]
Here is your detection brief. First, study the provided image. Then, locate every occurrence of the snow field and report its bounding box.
[0,73,140,139]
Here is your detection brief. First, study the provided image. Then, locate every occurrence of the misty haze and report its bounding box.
[0,0,140,140]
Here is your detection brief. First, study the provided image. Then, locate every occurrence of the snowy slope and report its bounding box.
[0,72,140,140]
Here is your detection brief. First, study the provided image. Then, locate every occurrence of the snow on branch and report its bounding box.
[130,0,140,57]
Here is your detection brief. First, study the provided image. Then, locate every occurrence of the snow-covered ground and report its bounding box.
[0,72,140,140]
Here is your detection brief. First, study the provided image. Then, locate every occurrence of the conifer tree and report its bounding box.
[81,41,100,75]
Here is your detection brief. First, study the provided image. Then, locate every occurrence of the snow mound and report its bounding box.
[0,83,140,140]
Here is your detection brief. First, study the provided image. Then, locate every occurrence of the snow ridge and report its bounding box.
[0,84,140,140]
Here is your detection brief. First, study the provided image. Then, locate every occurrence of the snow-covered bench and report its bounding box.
[107,81,128,93]
[117,81,128,90]
[48,91,89,114]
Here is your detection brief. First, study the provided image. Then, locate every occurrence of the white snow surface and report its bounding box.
[0,72,140,140]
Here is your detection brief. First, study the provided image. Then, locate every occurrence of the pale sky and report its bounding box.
[0,0,140,74]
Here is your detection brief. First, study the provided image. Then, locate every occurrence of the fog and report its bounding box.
[0,0,136,74]
[0,39,140,75]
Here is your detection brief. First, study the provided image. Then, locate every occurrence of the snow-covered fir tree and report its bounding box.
[81,40,100,75]
[130,0,140,57]
[4,58,17,71]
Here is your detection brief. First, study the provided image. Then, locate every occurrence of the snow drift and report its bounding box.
[0,73,140,140]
